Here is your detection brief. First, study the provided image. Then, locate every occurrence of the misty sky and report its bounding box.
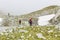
[0,0,60,15]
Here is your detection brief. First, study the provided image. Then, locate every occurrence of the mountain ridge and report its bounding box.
[20,5,60,18]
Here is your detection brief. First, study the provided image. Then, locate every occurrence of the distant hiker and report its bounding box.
[19,20,21,25]
[8,13,10,17]
[29,18,32,26]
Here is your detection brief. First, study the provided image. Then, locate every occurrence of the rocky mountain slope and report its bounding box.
[20,5,60,26]
[20,5,60,18]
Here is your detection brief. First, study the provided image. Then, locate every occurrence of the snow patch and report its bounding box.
[38,14,55,26]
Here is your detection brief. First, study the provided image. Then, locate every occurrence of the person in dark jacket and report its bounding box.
[29,18,32,26]
[19,20,21,25]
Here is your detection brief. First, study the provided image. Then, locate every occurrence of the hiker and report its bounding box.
[29,18,32,26]
[19,20,21,25]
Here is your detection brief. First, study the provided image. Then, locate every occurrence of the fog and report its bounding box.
[0,0,60,15]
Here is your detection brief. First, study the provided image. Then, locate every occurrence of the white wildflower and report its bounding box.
[5,32,8,35]
[21,35,24,38]
[48,30,53,33]
[19,30,28,33]
[29,34,31,37]
[36,33,46,39]
[7,38,9,39]
[18,39,21,40]
[55,35,58,37]
[0,32,4,35]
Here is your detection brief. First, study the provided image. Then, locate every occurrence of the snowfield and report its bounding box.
[38,14,55,26]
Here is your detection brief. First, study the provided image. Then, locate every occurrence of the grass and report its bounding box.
[0,26,60,40]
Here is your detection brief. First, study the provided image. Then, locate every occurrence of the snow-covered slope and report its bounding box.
[38,14,55,26]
